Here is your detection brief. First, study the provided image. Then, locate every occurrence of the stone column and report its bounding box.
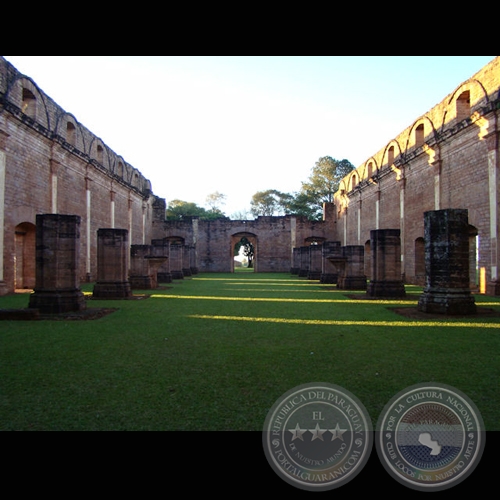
[85,177,92,281]
[418,209,476,315]
[152,239,172,283]
[170,244,184,280]
[129,244,153,289]
[182,245,192,277]
[298,246,309,278]
[322,241,342,284]
[308,245,322,280]
[110,190,116,228]
[92,228,132,298]
[189,245,198,275]
[291,247,300,275]
[28,214,86,313]
[50,159,60,213]
[367,229,406,297]
[337,245,367,290]
[129,244,167,289]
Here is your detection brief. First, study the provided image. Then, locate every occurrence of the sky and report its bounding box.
[2,56,497,218]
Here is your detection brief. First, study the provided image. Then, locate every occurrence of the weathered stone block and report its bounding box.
[367,229,406,297]
[28,214,86,314]
[418,209,476,314]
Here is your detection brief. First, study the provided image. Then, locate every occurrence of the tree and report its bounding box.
[166,199,227,221]
[250,189,290,217]
[205,191,226,215]
[283,191,324,221]
[300,156,355,209]
[234,237,255,268]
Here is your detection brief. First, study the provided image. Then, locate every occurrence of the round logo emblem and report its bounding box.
[262,382,373,491]
[376,382,485,491]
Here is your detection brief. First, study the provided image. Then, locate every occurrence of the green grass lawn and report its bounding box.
[1,273,499,431]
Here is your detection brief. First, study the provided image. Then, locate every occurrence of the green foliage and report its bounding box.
[282,190,324,221]
[250,189,295,217]
[300,156,355,208]
[166,199,227,221]
[249,156,355,220]
[234,237,255,267]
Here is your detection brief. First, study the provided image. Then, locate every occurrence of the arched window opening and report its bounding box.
[350,173,358,191]
[456,90,471,121]
[415,124,425,148]
[22,88,36,119]
[97,145,104,165]
[368,162,375,179]
[66,122,76,146]
[388,146,395,165]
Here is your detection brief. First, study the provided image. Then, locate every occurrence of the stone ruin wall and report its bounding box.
[1,55,500,295]
[0,56,158,294]
[152,211,336,273]
[334,56,500,291]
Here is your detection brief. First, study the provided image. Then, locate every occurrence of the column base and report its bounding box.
[367,280,406,298]
[0,281,9,296]
[29,288,86,314]
[129,276,155,290]
[158,272,173,284]
[320,273,338,284]
[337,276,367,290]
[92,281,132,299]
[418,289,476,315]
[486,280,500,296]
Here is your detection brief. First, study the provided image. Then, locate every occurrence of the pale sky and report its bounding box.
[3,56,496,218]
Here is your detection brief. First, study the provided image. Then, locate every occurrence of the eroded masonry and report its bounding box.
[1,56,499,296]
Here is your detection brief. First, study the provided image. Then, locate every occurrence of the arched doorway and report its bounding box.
[231,232,257,273]
[15,222,36,290]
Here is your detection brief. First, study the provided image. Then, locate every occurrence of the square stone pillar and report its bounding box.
[182,245,192,277]
[152,239,172,283]
[189,245,198,275]
[130,245,153,289]
[92,228,132,298]
[308,245,322,280]
[291,247,300,275]
[129,244,168,289]
[321,241,342,284]
[367,229,406,297]
[337,245,367,290]
[28,214,86,314]
[298,246,309,278]
[169,244,184,280]
[418,209,476,314]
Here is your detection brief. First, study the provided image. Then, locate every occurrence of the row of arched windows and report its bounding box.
[14,79,147,192]
[342,90,474,194]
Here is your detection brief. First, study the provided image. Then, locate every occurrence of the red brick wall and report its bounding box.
[335,57,500,287]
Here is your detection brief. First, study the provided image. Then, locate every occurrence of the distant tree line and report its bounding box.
[166,157,355,221]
